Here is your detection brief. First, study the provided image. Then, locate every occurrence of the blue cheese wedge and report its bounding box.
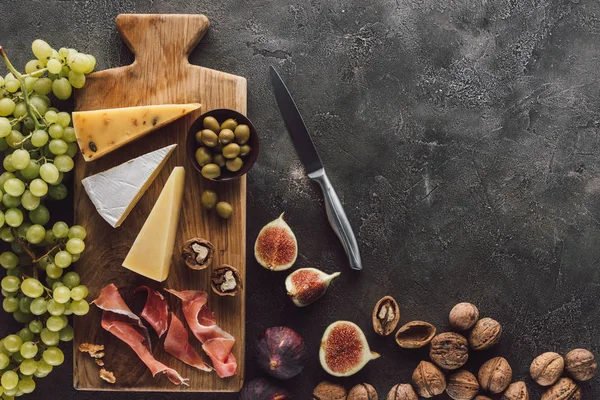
[81,144,177,228]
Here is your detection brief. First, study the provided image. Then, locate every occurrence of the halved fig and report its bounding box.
[319,321,379,377]
[285,268,340,307]
[255,213,298,271]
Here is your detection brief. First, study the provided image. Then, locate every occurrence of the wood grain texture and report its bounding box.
[72,14,246,392]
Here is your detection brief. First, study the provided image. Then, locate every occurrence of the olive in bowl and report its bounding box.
[186,109,259,182]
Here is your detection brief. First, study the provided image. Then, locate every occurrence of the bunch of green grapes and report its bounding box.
[0,40,95,399]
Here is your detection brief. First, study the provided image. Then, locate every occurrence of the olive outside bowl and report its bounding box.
[186,108,259,182]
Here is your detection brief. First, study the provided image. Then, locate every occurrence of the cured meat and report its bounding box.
[134,286,169,338]
[164,313,212,372]
[166,289,237,378]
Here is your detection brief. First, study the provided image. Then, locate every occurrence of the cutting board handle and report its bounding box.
[116,14,210,66]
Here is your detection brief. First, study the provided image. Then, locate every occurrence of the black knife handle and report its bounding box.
[309,168,363,270]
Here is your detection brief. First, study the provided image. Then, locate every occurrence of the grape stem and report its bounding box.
[0,46,41,130]
[33,244,60,264]
[11,228,37,261]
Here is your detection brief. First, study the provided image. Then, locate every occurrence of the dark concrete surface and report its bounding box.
[2,0,600,398]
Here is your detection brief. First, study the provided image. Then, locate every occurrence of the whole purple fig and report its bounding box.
[240,378,291,400]
[255,326,307,379]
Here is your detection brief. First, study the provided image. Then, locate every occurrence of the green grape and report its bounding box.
[70,285,88,300]
[0,172,15,188]
[4,78,20,93]
[84,54,96,74]
[56,112,70,127]
[10,150,29,171]
[48,124,63,139]
[19,359,37,375]
[2,297,19,313]
[45,315,64,332]
[51,281,63,290]
[0,353,9,369]
[20,278,44,298]
[3,178,24,196]
[1,276,20,292]
[51,78,72,100]
[59,325,74,342]
[62,271,80,288]
[29,96,49,116]
[20,191,40,211]
[46,58,62,74]
[42,347,64,366]
[62,126,76,142]
[29,298,47,316]
[28,320,43,334]
[3,155,16,172]
[29,205,49,225]
[18,297,32,314]
[29,178,48,197]
[30,130,49,147]
[59,314,68,327]
[54,171,64,184]
[38,256,49,270]
[68,53,91,73]
[19,161,40,180]
[32,39,52,60]
[66,142,78,158]
[43,231,54,245]
[63,301,73,316]
[0,138,8,151]
[17,376,35,394]
[24,77,38,93]
[18,328,33,343]
[39,163,59,184]
[19,342,37,359]
[3,335,22,353]
[70,299,90,316]
[0,100,14,118]
[6,131,24,149]
[59,66,70,78]
[15,223,31,239]
[0,227,15,243]
[12,102,26,118]
[13,310,33,323]
[44,110,58,124]
[11,350,24,363]
[53,154,73,172]
[66,238,85,254]
[46,299,64,316]
[0,117,10,137]
[31,93,51,106]
[35,359,52,375]
[24,224,44,244]
[45,263,62,279]
[68,71,85,89]
[11,241,24,255]
[4,208,23,227]
[2,194,20,208]
[52,286,70,304]
[68,225,86,240]
[0,211,4,229]
[48,139,67,155]
[54,251,72,268]
[1,370,19,390]
[0,252,18,269]
[25,59,45,76]
[40,329,59,346]
[52,221,69,238]
[32,77,52,95]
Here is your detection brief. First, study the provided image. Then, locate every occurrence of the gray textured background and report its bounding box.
[1,0,600,398]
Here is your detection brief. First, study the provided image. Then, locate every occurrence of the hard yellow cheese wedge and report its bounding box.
[122,166,185,282]
[73,104,201,161]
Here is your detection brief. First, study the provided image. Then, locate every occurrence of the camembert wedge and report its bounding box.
[81,144,177,228]
[73,103,201,161]
[122,166,185,282]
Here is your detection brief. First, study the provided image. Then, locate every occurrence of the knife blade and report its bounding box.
[269,66,363,271]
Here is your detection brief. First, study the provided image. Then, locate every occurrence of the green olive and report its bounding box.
[226,157,243,172]
[222,143,240,159]
[213,142,223,153]
[220,118,238,130]
[201,190,218,209]
[213,153,226,167]
[239,144,251,157]
[201,129,219,147]
[201,163,221,179]
[195,147,212,166]
[203,116,220,134]
[194,130,203,144]
[216,201,233,219]
[234,124,250,145]
[219,129,235,145]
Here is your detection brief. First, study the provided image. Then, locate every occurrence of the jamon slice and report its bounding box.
[135,286,169,338]
[164,313,212,372]
[166,289,237,378]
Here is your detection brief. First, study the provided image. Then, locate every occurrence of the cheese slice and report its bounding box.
[122,166,185,282]
[81,144,177,228]
[73,103,201,161]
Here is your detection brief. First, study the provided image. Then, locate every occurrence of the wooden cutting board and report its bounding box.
[73,14,246,392]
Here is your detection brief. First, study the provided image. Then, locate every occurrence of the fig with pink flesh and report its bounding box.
[240,378,291,400]
[319,320,380,377]
[256,326,307,380]
[255,213,298,271]
[285,268,340,307]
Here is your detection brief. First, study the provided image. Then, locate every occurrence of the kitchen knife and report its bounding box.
[269,66,363,271]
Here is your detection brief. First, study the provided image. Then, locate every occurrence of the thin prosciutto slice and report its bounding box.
[134,286,169,338]
[164,313,212,372]
[166,289,237,378]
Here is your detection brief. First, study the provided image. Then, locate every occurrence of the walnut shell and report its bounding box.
[541,377,581,400]
[386,384,418,400]
[469,317,502,350]
[502,381,529,400]
[446,370,479,400]
[348,383,378,400]
[372,296,400,336]
[530,352,564,386]
[449,302,479,331]
[182,238,214,270]
[210,264,242,296]
[474,397,493,400]
[395,321,436,349]
[565,348,597,382]
[430,332,469,370]
[412,361,447,398]
[313,381,347,400]
[478,357,512,394]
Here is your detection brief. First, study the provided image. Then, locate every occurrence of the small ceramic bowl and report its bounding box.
[186,108,259,182]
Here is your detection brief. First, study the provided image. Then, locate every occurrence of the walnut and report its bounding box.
[501,381,529,400]
[474,397,493,400]
[429,332,469,370]
[313,381,347,400]
[99,368,116,384]
[478,357,512,394]
[372,296,400,336]
[78,343,105,358]
[210,264,242,296]
[449,302,479,331]
[395,321,436,349]
[95,359,105,367]
[565,348,597,382]
[446,370,479,400]
[182,238,214,270]
[348,383,377,400]
[412,361,446,398]
[541,377,581,400]
[386,384,418,400]
[469,318,502,350]
[530,352,564,386]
